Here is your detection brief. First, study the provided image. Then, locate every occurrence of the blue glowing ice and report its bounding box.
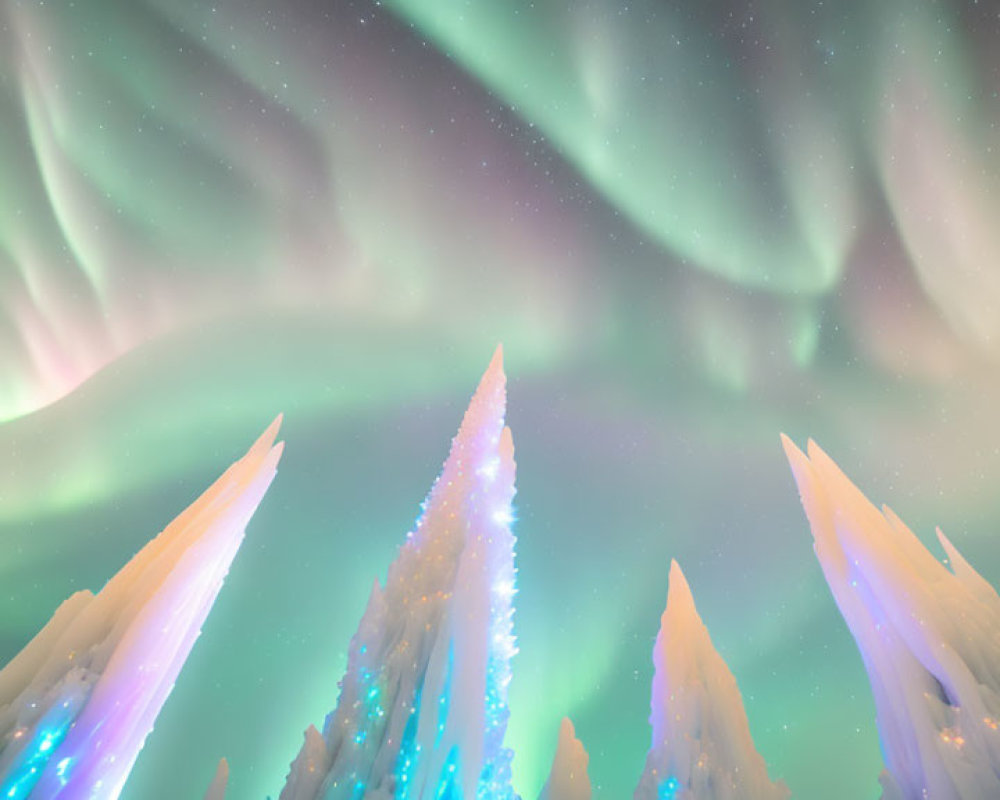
[0,689,83,800]
[658,777,679,800]
[0,420,283,800]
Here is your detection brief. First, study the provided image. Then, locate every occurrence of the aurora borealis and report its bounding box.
[2,0,1000,797]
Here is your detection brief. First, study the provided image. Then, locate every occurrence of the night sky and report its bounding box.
[2,1,1000,798]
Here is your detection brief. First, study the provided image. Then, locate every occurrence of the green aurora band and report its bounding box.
[2,1,1000,798]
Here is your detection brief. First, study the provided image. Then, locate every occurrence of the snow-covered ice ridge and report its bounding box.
[783,436,1000,800]
[0,418,284,800]
[272,348,785,800]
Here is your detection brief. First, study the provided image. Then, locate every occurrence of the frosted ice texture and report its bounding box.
[634,561,789,800]
[279,347,519,800]
[0,418,283,800]
[783,436,1000,800]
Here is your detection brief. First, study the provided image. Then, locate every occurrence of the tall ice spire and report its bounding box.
[0,417,284,800]
[279,346,520,800]
[634,561,788,800]
[538,719,591,800]
[782,435,1000,800]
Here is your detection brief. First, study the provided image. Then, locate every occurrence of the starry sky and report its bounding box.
[2,1,1000,798]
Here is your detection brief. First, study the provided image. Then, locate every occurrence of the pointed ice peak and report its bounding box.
[489,342,504,373]
[936,528,1000,604]
[0,418,283,800]
[280,725,326,800]
[539,718,591,800]
[782,435,1000,800]
[279,351,519,800]
[253,413,285,456]
[202,758,229,800]
[403,346,509,560]
[634,561,788,800]
[664,560,696,630]
[451,342,506,455]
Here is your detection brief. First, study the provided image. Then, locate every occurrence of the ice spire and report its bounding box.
[782,436,1000,800]
[203,758,229,800]
[0,417,284,800]
[538,719,591,800]
[634,561,788,800]
[279,345,520,800]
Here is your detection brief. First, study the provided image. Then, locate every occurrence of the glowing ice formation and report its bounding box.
[538,719,590,800]
[782,436,1000,800]
[0,418,283,800]
[634,561,789,800]
[279,346,519,800]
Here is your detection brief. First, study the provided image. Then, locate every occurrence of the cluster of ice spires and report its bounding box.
[273,348,784,800]
[6,349,1000,800]
[782,436,1000,800]
[0,417,283,800]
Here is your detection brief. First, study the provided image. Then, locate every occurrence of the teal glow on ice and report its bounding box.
[0,702,78,800]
